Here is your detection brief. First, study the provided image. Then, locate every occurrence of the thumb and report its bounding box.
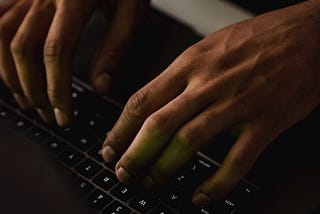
[90,0,149,95]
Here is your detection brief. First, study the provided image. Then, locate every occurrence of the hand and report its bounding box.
[102,0,320,208]
[0,0,149,126]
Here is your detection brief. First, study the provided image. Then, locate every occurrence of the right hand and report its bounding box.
[0,0,149,126]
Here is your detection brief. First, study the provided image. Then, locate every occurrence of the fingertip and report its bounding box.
[101,145,117,163]
[192,192,212,208]
[54,107,72,127]
[13,93,31,109]
[92,72,112,95]
[116,167,132,184]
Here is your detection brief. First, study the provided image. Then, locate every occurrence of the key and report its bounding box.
[59,147,85,167]
[0,106,16,121]
[74,177,95,196]
[45,137,66,154]
[151,204,175,214]
[111,183,137,202]
[25,127,50,143]
[71,135,98,151]
[93,170,118,191]
[75,158,102,179]
[9,117,32,132]
[86,189,113,211]
[129,193,158,213]
[102,200,131,214]
[160,188,183,209]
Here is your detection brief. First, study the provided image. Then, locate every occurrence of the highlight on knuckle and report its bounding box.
[145,113,170,134]
[125,89,149,119]
[229,148,253,169]
[10,33,32,57]
[174,128,196,151]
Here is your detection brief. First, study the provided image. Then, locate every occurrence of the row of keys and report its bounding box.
[1,80,260,214]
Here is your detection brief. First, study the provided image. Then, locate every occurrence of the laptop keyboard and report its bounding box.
[0,78,259,214]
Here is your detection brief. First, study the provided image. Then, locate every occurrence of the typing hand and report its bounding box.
[0,0,149,126]
[102,1,320,208]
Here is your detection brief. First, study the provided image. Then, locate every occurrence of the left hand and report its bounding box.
[102,0,320,208]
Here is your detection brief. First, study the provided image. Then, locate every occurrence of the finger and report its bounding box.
[44,1,95,126]
[90,0,149,94]
[142,96,249,189]
[0,0,32,108]
[0,0,17,17]
[11,0,55,123]
[114,84,218,183]
[192,121,272,208]
[102,59,191,162]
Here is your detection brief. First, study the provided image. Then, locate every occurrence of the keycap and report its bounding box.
[9,117,32,132]
[129,193,158,213]
[160,188,183,209]
[111,183,137,202]
[75,158,102,179]
[25,127,50,143]
[102,200,131,214]
[179,204,214,214]
[86,189,113,211]
[74,177,95,196]
[0,106,16,121]
[54,126,76,142]
[71,135,97,151]
[45,137,66,154]
[93,170,118,191]
[59,147,85,167]
[151,204,175,214]
[213,199,237,213]
[176,156,218,192]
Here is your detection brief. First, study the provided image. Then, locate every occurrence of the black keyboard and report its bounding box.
[0,78,260,214]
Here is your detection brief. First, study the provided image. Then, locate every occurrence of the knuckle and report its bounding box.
[229,148,253,168]
[145,112,170,133]
[125,89,150,119]
[174,128,196,150]
[10,33,32,57]
[44,40,70,62]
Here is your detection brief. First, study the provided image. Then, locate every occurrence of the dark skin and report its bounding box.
[0,0,149,125]
[1,0,319,208]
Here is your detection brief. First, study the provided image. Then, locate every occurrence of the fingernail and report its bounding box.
[13,93,31,109]
[37,108,55,124]
[54,108,69,127]
[102,146,116,163]
[94,73,111,94]
[116,167,131,184]
[192,193,212,207]
[142,176,156,190]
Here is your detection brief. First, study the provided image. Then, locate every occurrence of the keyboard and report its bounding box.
[0,77,260,214]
